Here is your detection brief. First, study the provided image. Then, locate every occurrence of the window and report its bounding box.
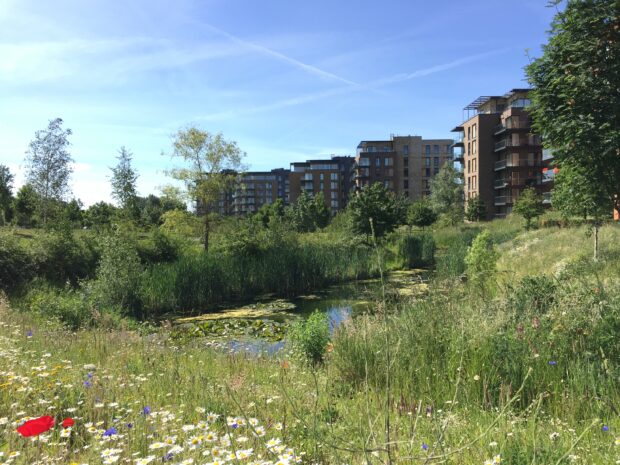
[403,179,409,189]
[383,146,390,152]
[467,177,471,190]
[425,157,431,167]
[472,143,476,155]
[367,146,376,153]
[375,158,381,167]
[403,156,409,166]
[403,145,409,155]
[319,173,324,180]
[425,145,431,155]
[330,173,338,181]
[472,124,477,139]
[319,182,324,191]
[434,157,439,167]
[425,168,431,177]
[330,181,338,190]
[467,127,471,139]
[472,176,477,189]
[433,145,439,154]
[433,167,439,175]
[445,144,451,153]
[467,142,471,155]
[359,157,370,167]
[467,160,471,173]
[331,200,339,208]
[331,191,337,199]
[404,168,409,177]
[384,157,393,166]
[386,168,394,177]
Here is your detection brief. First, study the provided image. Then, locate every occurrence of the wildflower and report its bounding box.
[16,416,55,437]
[548,361,557,366]
[148,442,166,450]
[473,375,480,381]
[84,380,92,388]
[615,436,620,446]
[127,423,134,429]
[142,406,151,415]
[103,427,118,437]
[421,443,428,451]
[62,418,75,429]
[549,432,560,441]
[602,425,609,432]
[26,330,33,338]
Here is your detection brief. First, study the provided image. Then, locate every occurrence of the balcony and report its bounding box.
[494,178,508,189]
[542,192,552,204]
[494,159,507,170]
[494,140,508,151]
[493,124,507,135]
[494,196,513,206]
[542,149,554,161]
[495,159,543,170]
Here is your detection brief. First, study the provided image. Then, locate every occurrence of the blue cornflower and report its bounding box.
[603,425,609,432]
[83,380,92,388]
[548,360,557,366]
[126,423,133,429]
[103,427,117,437]
[26,330,33,338]
[142,406,151,415]
[87,372,94,379]
[422,443,429,451]
[163,452,174,461]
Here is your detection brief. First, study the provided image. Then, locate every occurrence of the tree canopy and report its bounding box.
[347,182,406,240]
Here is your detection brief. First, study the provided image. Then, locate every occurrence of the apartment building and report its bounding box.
[354,135,453,200]
[288,156,355,213]
[451,89,552,219]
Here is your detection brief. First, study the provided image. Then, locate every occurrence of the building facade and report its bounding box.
[451,89,552,219]
[215,169,290,216]
[355,135,453,200]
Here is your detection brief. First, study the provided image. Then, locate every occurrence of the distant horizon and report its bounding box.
[0,0,556,206]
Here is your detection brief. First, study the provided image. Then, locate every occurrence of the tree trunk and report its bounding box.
[203,214,209,252]
[593,223,599,261]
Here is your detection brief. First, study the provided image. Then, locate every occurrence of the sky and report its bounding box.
[0,0,557,206]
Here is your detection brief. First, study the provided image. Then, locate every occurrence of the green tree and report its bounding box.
[24,118,73,225]
[0,165,14,225]
[551,165,611,259]
[429,163,463,225]
[14,184,39,227]
[347,182,406,240]
[63,198,84,226]
[464,230,498,292]
[513,187,545,231]
[84,201,117,229]
[407,199,437,231]
[465,195,487,222]
[165,127,245,251]
[526,0,619,241]
[110,146,139,217]
[286,192,331,232]
[255,198,286,228]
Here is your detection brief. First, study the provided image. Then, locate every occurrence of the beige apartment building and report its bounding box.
[452,89,552,219]
[355,135,453,200]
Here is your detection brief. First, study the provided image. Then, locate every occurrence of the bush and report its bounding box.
[137,229,182,264]
[290,310,331,364]
[0,233,37,292]
[23,283,93,329]
[464,230,498,290]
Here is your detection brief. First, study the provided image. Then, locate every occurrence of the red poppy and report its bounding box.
[553,167,560,174]
[16,416,55,437]
[542,167,548,173]
[61,417,75,429]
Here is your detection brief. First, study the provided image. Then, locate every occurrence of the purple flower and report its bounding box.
[26,330,33,338]
[602,425,609,432]
[126,423,133,429]
[163,452,174,461]
[103,427,117,437]
[83,380,92,388]
[548,361,557,366]
[142,406,151,415]
[87,372,94,379]
[422,443,429,451]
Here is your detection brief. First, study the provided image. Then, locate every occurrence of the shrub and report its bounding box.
[137,229,182,264]
[290,310,331,365]
[0,232,37,292]
[23,283,93,329]
[464,230,498,290]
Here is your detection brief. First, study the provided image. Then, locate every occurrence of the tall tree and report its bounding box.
[526,1,620,220]
[429,163,464,224]
[24,118,73,225]
[110,146,139,217]
[0,165,14,224]
[407,199,437,231]
[513,187,545,231]
[286,192,331,232]
[14,184,39,227]
[465,195,487,222]
[165,127,245,251]
[347,182,406,240]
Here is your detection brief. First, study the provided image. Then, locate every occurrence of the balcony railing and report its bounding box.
[494,140,507,151]
[494,196,513,206]
[543,192,552,204]
[494,178,508,189]
[494,160,507,170]
[493,124,507,135]
[495,159,543,170]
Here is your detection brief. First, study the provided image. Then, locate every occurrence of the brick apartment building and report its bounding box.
[216,168,290,215]
[355,135,453,200]
[451,89,552,219]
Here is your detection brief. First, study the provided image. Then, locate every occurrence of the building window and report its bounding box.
[472,124,477,139]
[330,181,338,190]
[467,142,471,155]
[433,145,439,154]
[331,200,339,208]
[359,157,370,167]
[320,173,324,180]
[375,158,381,167]
[403,145,409,155]
[467,160,471,173]
[403,179,409,189]
[433,157,439,167]
[467,177,471,190]
[467,127,471,139]
[320,182,324,191]
[425,168,431,177]
[403,156,409,166]
[384,157,393,166]
[425,145,431,155]
[330,173,338,181]
[433,167,439,175]
[331,191,337,199]
[472,143,477,154]
[445,144,451,153]
[404,169,409,177]
[425,157,431,167]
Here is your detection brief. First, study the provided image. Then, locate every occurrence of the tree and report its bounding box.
[14,184,39,227]
[63,198,84,226]
[551,165,611,259]
[24,118,73,225]
[464,230,498,293]
[110,146,139,217]
[429,163,463,224]
[0,165,14,225]
[84,201,117,229]
[286,192,331,232]
[526,0,620,253]
[407,199,437,231]
[255,198,286,228]
[465,195,487,222]
[347,182,406,240]
[513,187,545,231]
[165,127,245,251]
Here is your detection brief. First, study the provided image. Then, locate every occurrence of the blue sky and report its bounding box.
[0,0,556,206]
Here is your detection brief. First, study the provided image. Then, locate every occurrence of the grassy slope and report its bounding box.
[0,220,619,464]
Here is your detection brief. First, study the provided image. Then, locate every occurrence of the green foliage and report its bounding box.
[24,118,73,225]
[137,229,182,264]
[429,163,463,224]
[63,198,84,226]
[406,199,437,229]
[290,310,331,365]
[23,284,93,330]
[526,0,620,215]
[110,146,139,216]
[347,183,406,239]
[551,164,611,221]
[464,230,498,290]
[285,192,331,233]
[254,198,286,228]
[434,228,479,280]
[513,187,545,230]
[160,209,202,237]
[84,201,117,229]
[14,184,39,227]
[0,165,13,225]
[397,234,435,268]
[0,232,37,292]
[465,195,487,222]
[93,231,143,317]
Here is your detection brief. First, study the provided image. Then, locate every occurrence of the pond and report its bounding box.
[170,269,428,354]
